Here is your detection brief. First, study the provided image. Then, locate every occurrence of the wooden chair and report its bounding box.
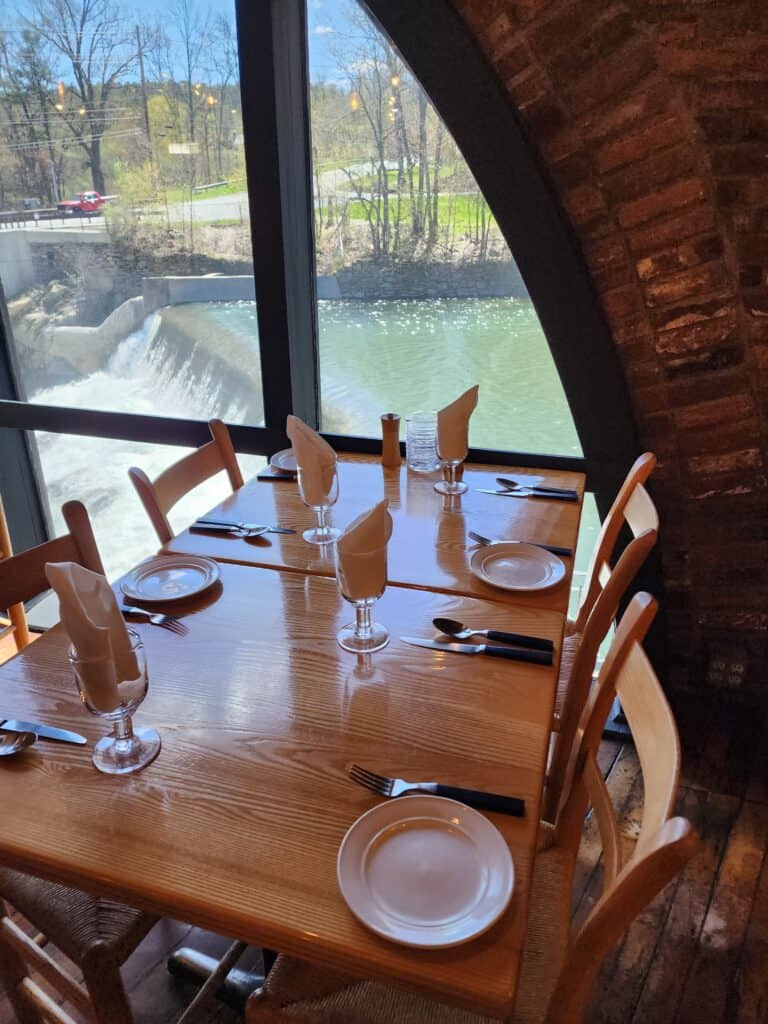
[0,500,158,1024]
[244,593,698,1024]
[0,494,30,651]
[129,418,244,544]
[543,452,659,822]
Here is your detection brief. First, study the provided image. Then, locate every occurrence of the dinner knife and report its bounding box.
[401,637,552,666]
[496,477,578,499]
[0,720,87,745]
[476,489,579,503]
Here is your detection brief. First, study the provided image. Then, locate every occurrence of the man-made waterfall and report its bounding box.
[25,296,590,581]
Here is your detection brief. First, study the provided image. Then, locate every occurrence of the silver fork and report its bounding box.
[348,764,524,817]
[468,530,573,557]
[121,606,189,636]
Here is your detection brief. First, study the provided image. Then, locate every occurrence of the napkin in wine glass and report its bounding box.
[45,562,138,712]
[286,414,337,506]
[336,500,393,601]
[437,385,479,461]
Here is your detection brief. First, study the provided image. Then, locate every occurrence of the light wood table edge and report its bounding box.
[0,836,520,1017]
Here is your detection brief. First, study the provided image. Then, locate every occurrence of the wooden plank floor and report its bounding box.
[0,694,765,1023]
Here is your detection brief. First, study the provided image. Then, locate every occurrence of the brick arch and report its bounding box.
[448,0,768,697]
[382,0,767,694]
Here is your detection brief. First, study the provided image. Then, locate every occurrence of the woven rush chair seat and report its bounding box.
[553,629,581,725]
[0,865,156,966]
[247,846,574,1024]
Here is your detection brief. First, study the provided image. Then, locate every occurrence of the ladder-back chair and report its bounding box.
[129,418,244,544]
[0,500,157,1024]
[0,494,30,651]
[545,453,659,821]
[245,592,697,1024]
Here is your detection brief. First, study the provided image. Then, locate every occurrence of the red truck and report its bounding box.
[56,191,115,215]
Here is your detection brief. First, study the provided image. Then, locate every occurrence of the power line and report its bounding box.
[1,126,142,151]
[0,113,141,127]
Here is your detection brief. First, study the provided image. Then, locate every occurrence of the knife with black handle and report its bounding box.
[401,636,553,666]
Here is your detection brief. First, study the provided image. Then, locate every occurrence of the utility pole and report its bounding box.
[136,25,153,157]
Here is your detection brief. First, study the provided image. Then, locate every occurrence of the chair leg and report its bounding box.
[80,954,134,1024]
[0,927,43,1024]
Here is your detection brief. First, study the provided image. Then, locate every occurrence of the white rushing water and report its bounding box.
[24,298,595,584]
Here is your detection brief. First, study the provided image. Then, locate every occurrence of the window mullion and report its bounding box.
[236,0,319,433]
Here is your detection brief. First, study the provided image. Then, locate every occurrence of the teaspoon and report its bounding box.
[433,617,554,652]
[0,730,37,757]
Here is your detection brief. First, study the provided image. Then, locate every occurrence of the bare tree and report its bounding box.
[24,0,139,193]
[0,29,63,201]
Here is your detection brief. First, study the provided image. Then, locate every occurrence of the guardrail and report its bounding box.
[0,208,102,229]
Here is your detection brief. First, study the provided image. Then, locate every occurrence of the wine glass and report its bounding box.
[298,463,341,545]
[68,629,161,775]
[335,543,389,654]
[434,453,468,495]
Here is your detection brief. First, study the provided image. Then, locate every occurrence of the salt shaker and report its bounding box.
[380,413,401,468]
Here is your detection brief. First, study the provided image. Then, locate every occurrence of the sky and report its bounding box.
[0,0,356,86]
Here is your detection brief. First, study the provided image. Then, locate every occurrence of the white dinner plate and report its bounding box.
[269,448,298,474]
[120,555,220,603]
[337,795,514,948]
[469,542,565,593]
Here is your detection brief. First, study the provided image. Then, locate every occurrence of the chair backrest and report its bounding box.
[542,523,659,822]
[0,495,30,650]
[543,593,698,1022]
[129,419,244,544]
[0,501,104,612]
[573,452,657,634]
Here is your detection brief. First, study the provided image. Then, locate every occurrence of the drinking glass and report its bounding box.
[335,545,389,654]
[297,464,341,545]
[68,629,161,775]
[405,411,440,473]
[434,456,468,495]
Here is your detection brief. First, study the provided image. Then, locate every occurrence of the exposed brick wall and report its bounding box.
[449,0,768,697]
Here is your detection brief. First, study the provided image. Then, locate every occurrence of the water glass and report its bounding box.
[297,464,341,545]
[68,629,161,775]
[335,545,390,654]
[405,411,440,473]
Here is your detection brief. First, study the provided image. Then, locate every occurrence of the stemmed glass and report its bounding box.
[434,454,467,495]
[335,544,390,654]
[298,464,341,545]
[68,629,161,775]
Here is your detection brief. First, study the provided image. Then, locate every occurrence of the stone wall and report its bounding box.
[450,0,768,698]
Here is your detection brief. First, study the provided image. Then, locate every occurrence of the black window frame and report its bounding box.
[0,0,639,548]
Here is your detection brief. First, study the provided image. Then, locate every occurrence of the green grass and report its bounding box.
[346,193,496,231]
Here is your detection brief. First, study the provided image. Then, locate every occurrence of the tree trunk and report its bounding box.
[90,136,106,193]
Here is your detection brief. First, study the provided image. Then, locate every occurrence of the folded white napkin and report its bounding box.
[286,415,337,507]
[45,562,138,713]
[336,500,393,601]
[437,385,479,461]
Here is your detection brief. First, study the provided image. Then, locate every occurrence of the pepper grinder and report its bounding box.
[380,413,401,468]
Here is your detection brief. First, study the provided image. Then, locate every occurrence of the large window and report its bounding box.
[1,0,262,426]
[307,1,579,456]
[0,0,638,583]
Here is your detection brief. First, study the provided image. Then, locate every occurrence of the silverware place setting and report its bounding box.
[349,764,525,817]
[195,517,296,535]
[495,477,579,499]
[468,530,573,558]
[476,484,579,502]
[121,606,189,636]
[400,635,553,665]
[432,616,554,652]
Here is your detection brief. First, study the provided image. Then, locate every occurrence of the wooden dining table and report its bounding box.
[164,455,585,611]
[0,456,586,1018]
